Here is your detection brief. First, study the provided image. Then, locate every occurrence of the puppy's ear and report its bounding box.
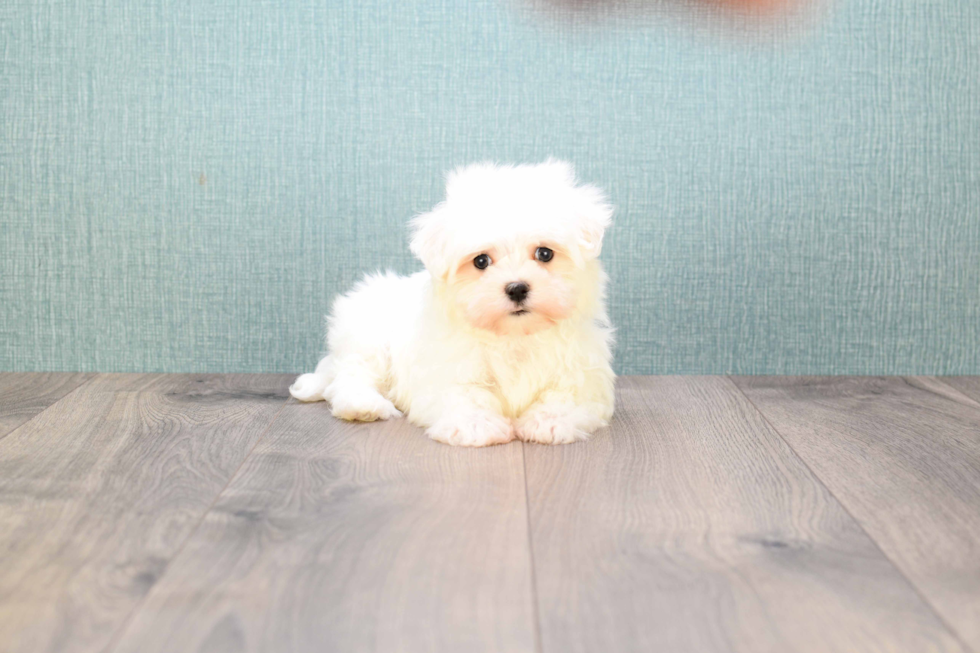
[409,205,454,279]
[575,184,613,259]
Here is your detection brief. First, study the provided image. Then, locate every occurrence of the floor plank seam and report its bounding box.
[906,376,980,411]
[0,373,98,444]
[100,394,292,653]
[726,375,978,653]
[521,442,545,653]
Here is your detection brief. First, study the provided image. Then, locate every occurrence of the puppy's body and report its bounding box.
[291,161,615,446]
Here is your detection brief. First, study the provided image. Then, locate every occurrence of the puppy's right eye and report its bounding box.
[473,254,491,270]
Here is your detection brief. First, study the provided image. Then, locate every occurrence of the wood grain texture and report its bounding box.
[0,373,94,439]
[524,376,965,653]
[733,376,980,650]
[942,376,980,404]
[110,401,537,653]
[0,373,291,653]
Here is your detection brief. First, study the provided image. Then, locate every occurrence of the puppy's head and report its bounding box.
[410,160,612,336]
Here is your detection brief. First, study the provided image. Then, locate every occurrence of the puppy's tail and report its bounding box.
[289,356,336,402]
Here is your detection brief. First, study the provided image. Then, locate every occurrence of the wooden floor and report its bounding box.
[1,375,979,653]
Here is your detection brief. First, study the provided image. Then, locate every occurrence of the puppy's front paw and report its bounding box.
[516,404,597,445]
[427,411,515,447]
[330,389,402,422]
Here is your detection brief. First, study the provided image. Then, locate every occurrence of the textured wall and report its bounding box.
[1,0,978,374]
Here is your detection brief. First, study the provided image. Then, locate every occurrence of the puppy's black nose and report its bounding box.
[505,281,530,304]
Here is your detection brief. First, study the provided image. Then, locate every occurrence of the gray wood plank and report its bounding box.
[0,373,95,439]
[110,401,537,653]
[0,373,291,653]
[942,377,980,404]
[525,376,965,653]
[733,375,980,651]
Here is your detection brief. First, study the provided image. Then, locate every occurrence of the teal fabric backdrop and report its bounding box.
[2,0,978,374]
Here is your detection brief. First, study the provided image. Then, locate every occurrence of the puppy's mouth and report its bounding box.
[510,309,529,316]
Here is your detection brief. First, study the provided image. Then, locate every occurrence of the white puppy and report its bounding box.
[290,160,615,446]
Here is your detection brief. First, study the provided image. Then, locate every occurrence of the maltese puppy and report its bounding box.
[290,160,615,446]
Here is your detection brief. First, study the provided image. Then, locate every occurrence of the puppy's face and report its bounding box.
[448,240,579,336]
[410,160,613,336]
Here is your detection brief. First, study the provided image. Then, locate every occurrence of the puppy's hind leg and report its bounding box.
[324,358,402,422]
[289,356,336,402]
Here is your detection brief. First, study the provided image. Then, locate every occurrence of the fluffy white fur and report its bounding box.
[290,160,615,447]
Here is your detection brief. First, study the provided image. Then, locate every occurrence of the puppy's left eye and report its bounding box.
[535,247,554,263]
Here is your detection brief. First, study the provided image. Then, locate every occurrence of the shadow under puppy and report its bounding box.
[291,160,615,446]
